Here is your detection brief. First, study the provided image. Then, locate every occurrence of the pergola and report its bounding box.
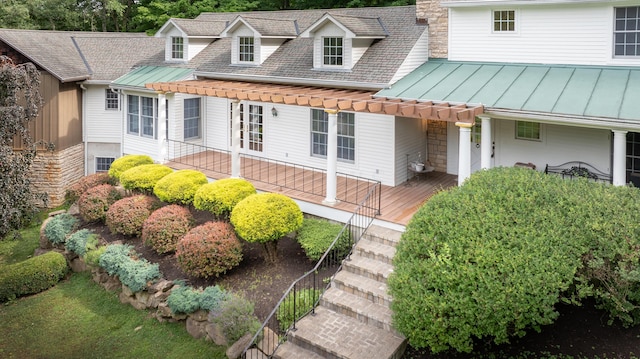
[145,79,484,123]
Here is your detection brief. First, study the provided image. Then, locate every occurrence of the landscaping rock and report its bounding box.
[148,279,173,294]
[206,323,228,346]
[134,291,152,308]
[190,309,209,322]
[226,332,253,359]
[39,217,53,250]
[69,257,88,272]
[156,302,172,319]
[122,284,134,297]
[186,316,208,339]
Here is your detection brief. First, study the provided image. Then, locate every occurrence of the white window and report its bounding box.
[323,37,343,66]
[614,6,640,57]
[96,157,115,172]
[239,37,254,62]
[184,98,201,140]
[105,89,119,110]
[171,37,184,59]
[493,10,515,32]
[127,95,157,138]
[310,109,355,162]
[515,121,541,141]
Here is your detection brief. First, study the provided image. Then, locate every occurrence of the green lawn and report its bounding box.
[0,221,226,359]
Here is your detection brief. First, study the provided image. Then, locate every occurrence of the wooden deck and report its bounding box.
[165,150,457,226]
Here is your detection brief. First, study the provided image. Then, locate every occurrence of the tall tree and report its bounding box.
[0,56,45,239]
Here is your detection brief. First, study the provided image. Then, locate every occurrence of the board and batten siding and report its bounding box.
[84,85,122,143]
[447,119,611,176]
[395,117,427,184]
[448,4,640,66]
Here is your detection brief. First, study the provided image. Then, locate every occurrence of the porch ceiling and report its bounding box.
[145,79,484,123]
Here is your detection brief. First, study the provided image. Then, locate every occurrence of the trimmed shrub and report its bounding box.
[277,288,321,331]
[119,164,173,193]
[66,172,114,204]
[108,154,154,182]
[65,229,99,257]
[230,193,303,263]
[153,169,208,205]
[43,213,78,245]
[208,294,262,344]
[78,184,121,223]
[105,195,160,237]
[193,178,256,217]
[296,218,350,261]
[176,221,243,279]
[141,204,193,254]
[0,251,68,302]
[98,244,161,292]
[388,167,640,354]
[167,281,229,314]
[84,245,107,267]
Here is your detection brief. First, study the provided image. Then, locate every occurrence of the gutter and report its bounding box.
[486,108,640,132]
[192,71,389,91]
[442,0,607,7]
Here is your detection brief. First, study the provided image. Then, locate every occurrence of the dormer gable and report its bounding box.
[155,18,226,63]
[221,16,299,66]
[300,13,388,71]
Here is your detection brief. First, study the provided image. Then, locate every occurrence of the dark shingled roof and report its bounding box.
[228,16,299,37]
[191,6,426,88]
[325,14,388,37]
[171,18,229,37]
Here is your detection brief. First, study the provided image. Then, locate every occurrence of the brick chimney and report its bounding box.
[416,0,448,59]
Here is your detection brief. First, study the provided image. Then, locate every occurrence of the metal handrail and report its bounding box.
[241,182,381,358]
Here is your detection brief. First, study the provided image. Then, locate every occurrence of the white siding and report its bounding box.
[447,119,612,175]
[352,38,373,66]
[449,4,640,66]
[394,117,427,184]
[354,113,396,185]
[164,27,185,63]
[84,85,122,143]
[390,29,430,84]
[187,38,212,61]
[205,97,231,149]
[260,38,286,63]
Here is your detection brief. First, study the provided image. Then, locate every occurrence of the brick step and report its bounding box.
[353,238,396,265]
[332,270,392,306]
[320,287,401,335]
[343,254,394,283]
[272,341,327,359]
[363,225,403,247]
[286,306,406,359]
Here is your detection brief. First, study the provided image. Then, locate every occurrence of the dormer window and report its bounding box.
[239,37,255,62]
[171,37,184,60]
[493,10,515,32]
[323,37,343,66]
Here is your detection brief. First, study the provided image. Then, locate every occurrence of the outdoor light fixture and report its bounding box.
[271,106,278,117]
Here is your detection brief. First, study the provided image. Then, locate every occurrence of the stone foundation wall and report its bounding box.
[427,120,447,172]
[31,143,84,208]
[416,0,448,59]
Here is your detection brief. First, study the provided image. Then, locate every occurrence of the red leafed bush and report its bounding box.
[176,221,243,279]
[105,195,161,237]
[66,172,114,204]
[78,184,122,223]
[142,204,194,254]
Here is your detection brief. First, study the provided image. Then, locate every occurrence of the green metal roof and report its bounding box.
[112,66,193,89]
[377,59,640,122]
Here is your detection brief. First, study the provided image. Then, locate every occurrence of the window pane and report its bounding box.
[323,37,343,66]
[127,95,139,134]
[614,6,640,57]
[96,157,115,172]
[184,98,200,139]
[515,121,541,141]
[239,37,254,62]
[172,37,184,59]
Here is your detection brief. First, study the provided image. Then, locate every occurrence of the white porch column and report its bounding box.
[157,92,167,163]
[324,109,339,205]
[231,100,241,178]
[457,122,473,186]
[480,116,492,170]
[612,129,627,186]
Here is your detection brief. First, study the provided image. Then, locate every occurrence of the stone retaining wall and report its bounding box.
[31,143,84,208]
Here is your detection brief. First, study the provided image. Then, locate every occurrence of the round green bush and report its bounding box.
[78,184,122,223]
[193,178,256,217]
[0,251,68,302]
[105,195,160,237]
[167,282,229,315]
[296,218,350,261]
[230,193,303,263]
[119,164,173,193]
[153,169,208,205]
[65,229,99,257]
[208,294,262,344]
[176,221,243,279]
[66,172,114,204]
[108,154,154,181]
[142,204,194,254]
[43,213,78,245]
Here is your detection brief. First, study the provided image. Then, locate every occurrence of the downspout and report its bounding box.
[112,88,125,158]
[80,83,88,175]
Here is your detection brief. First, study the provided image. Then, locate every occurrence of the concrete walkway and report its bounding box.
[274,225,407,359]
